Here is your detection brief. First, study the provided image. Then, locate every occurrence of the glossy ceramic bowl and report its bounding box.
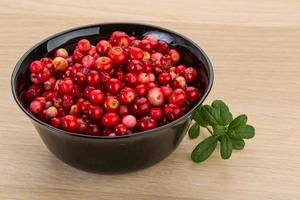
[11,23,213,173]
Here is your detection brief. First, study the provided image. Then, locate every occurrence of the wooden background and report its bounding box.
[0,0,299,199]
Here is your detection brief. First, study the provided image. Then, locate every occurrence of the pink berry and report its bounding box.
[122,115,137,129]
[147,87,165,107]
[169,88,186,106]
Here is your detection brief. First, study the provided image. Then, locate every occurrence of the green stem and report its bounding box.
[206,127,213,135]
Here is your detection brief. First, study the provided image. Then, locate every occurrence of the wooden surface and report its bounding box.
[0,0,300,199]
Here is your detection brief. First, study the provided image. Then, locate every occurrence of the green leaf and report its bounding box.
[199,105,218,126]
[230,138,245,150]
[189,123,200,139]
[238,125,255,139]
[192,109,208,127]
[191,136,218,163]
[227,129,242,139]
[213,125,226,136]
[228,114,248,131]
[211,100,233,125]
[220,135,232,159]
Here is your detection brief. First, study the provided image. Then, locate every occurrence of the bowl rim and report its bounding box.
[11,22,214,140]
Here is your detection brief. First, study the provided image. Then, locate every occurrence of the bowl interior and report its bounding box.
[12,23,213,138]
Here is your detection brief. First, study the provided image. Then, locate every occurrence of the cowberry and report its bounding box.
[101,112,120,127]
[114,124,128,136]
[61,115,78,132]
[94,56,113,72]
[137,116,157,131]
[168,88,186,106]
[106,78,122,95]
[122,114,137,129]
[147,87,165,107]
[119,87,136,104]
[88,89,104,104]
[130,97,151,117]
[103,96,120,112]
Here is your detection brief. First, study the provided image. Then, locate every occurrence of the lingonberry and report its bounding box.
[183,67,197,83]
[88,89,104,104]
[52,57,68,72]
[88,104,103,120]
[94,56,113,72]
[30,60,44,73]
[173,76,187,89]
[96,40,111,55]
[144,35,158,48]
[88,46,98,57]
[130,47,144,60]
[81,55,95,68]
[87,70,100,86]
[55,48,69,58]
[124,73,138,86]
[122,114,137,129]
[50,117,62,128]
[147,87,165,107]
[137,116,157,131]
[101,128,112,136]
[62,94,74,110]
[164,104,183,121]
[45,106,58,118]
[185,86,200,102]
[135,84,147,97]
[108,46,127,64]
[148,82,159,89]
[44,77,56,91]
[29,100,44,114]
[69,104,79,117]
[72,49,84,61]
[175,65,186,74]
[138,72,151,84]
[119,87,136,104]
[106,78,122,95]
[80,101,91,114]
[60,79,74,94]
[103,96,120,112]
[168,88,186,106]
[101,112,120,127]
[77,118,89,133]
[110,31,129,46]
[168,49,180,65]
[158,72,172,85]
[88,123,101,136]
[26,84,42,101]
[127,60,144,74]
[61,115,79,132]
[119,105,130,116]
[161,86,173,97]
[142,60,152,72]
[150,107,163,121]
[143,51,151,61]
[151,52,163,62]
[155,40,169,54]
[114,124,128,136]
[160,55,172,69]
[83,86,95,99]
[77,39,91,52]
[139,39,153,52]
[130,97,151,117]
[36,68,51,82]
[75,72,87,85]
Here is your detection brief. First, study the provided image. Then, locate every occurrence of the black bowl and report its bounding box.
[11,23,213,173]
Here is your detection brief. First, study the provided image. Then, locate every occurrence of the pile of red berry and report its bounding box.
[24,31,201,136]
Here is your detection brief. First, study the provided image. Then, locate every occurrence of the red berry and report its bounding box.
[103,96,120,112]
[135,84,147,97]
[173,76,186,89]
[94,56,113,72]
[119,105,130,116]
[62,94,74,110]
[175,65,186,74]
[55,48,69,58]
[50,117,62,128]
[96,40,111,55]
[119,87,136,104]
[150,107,163,121]
[164,104,183,121]
[130,97,151,117]
[87,70,100,86]
[30,60,44,73]
[130,47,144,60]
[77,118,89,133]
[160,55,172,69]
[127,60,144,74]
[137,116,157,131]
[60,79,74,94]
[72,49,84,62]
[183,67,197,83]
[138,72,155,84]
[161,86,173,97]
[69,105,79,116]
[78,39,91,52]
[122,114,137,129]
[36,68,51,82]
[110,31,129,46]
[101,128,112,136]
[80,101,91,114]
[29,100,44,114]
[88,124,101,136]
[61,115,78,132]
[26,85,42,101]
[81,55,95,68]
[139,39,153,52]
[144,35,158,48]
[83,86,95,99]
[158,72,171,85]
[101,112,120,127]
[148,82,158,89]
[124,73,138,86]
[156,40,169,54]
[88,46,98,57]
[106,78,122,95]
[114,124,128,136]
[151,52,163,62]
[147,87,165,107]
[169,88,186,106]
[186,86,200,102]
[44,77,56,91]
[89,104,103,120]
[168,49,180,65]
[88,89,104,104]
[108,46,127,64]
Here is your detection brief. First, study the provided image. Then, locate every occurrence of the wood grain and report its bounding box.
[0,0,299,199]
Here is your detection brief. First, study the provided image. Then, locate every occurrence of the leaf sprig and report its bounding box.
[189,100,255,163]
